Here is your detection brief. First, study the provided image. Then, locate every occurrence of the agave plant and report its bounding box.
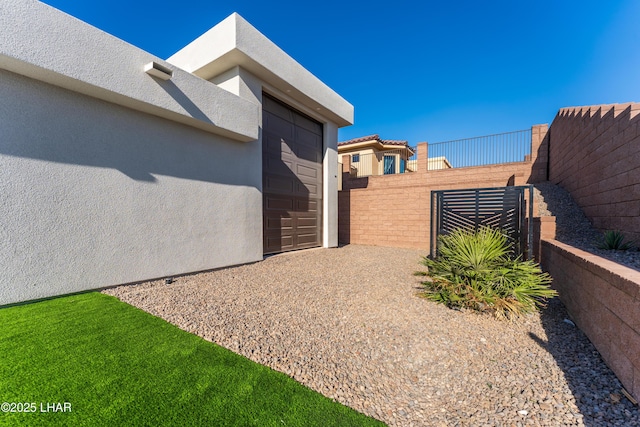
[596,230,635,251]
[417,226,556,320]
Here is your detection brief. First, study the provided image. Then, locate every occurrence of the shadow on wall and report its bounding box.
[153,78,213,125]
[529,125,550,184]
[338,184,350,245]
[0,70,259,187]
[529,298,639,426]
[338,173,371,245]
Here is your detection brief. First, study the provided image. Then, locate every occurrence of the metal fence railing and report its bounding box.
[427,129,532,170]
[349,147,417,178]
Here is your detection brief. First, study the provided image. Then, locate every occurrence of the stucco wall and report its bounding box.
[0,70,263,305]
[548,104,640,242]
[0,0,259,142]
[0,1,354,305]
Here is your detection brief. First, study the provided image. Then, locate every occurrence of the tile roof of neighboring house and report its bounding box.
[338,134,408,147]
[380,139,408,145]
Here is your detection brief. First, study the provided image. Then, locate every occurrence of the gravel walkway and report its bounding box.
[104,245,639,426]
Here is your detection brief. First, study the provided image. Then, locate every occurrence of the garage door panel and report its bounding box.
[264,175,294,194]
[296,127,322,147]
[296,164,319,179]
[266,216,292,230]
[295,233,319,246]
[266,179,311,198]
[296,217,318,228]
[264,113,295,139]
[296,182,318,197]
[263,134,294,158]
[294,113,323,135]
[265,196,294,211]
[296,146,322,163]
[265,235,293,251]
[263,94,322,254]
[295,130,322,162]
[296,199,318,212]
[263,96,294,121]
[263,155,294,176]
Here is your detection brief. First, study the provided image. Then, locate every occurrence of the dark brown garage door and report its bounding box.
[262,94,323,254]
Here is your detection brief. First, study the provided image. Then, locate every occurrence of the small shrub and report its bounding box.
[596,230,635,251]
[417,226,556,320]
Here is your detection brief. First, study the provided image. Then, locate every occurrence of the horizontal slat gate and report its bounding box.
[430,186,533,259]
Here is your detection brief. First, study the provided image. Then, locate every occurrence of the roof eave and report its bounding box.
[167,13,354,127]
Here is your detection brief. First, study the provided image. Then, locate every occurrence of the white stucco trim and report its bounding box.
[1,0,258,142]
[167,13,354,128]
[323,122,340,248]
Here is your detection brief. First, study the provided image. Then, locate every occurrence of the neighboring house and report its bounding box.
[0,0,353,305]
[427,156,453,170]
[338,135,415,177]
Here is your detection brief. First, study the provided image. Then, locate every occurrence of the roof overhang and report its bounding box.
[167,13,354,128]
[338,139,383,152]
[0,1,259,142]
[338,139,413,153]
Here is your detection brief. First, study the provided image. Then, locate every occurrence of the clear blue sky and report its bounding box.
[42,0,640,144]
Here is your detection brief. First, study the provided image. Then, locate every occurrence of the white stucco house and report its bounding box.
[0,0,353,305]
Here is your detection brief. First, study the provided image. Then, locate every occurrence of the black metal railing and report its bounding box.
[427,129,532,170]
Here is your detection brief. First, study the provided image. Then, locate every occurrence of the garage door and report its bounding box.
[262,94,323,254]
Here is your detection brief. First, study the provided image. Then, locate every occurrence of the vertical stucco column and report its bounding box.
[323,122,339,248]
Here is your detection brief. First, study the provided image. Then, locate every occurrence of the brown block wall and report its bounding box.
[530,124,550,183]
[541,239,640,402]
[529,216,556,262]
[339,145,431,249]
[338,125,549,250]
[548,103,640,242]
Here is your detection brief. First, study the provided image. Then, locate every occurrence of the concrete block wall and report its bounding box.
[338,169,431,249]
[530,216,557,262]
[542,239,640,402]
[548,103,640,242]
[338,125,548,250]
[530,124,550,183]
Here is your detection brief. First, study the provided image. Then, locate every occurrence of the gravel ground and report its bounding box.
[104,245,639,426]
[534,182,640,271]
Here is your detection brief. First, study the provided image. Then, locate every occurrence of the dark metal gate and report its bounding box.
[430,185,533,259]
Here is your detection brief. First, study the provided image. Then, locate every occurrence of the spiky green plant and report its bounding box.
[596,230,635,251]
[417,226,556,320]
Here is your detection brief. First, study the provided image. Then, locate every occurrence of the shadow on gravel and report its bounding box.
[531,298,639,426]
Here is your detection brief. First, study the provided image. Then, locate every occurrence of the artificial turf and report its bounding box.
[0,292,385,426]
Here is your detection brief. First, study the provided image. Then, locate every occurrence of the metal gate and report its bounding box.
[430,185,533,259]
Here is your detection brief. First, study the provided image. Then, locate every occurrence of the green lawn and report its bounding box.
[0,292,384,426]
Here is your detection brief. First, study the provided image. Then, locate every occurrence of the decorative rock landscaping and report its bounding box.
[105,245,639,426]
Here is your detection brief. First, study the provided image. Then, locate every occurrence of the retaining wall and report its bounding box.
[541,239,640,402]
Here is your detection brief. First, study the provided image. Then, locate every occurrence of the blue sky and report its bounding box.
[42,0,640,144]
